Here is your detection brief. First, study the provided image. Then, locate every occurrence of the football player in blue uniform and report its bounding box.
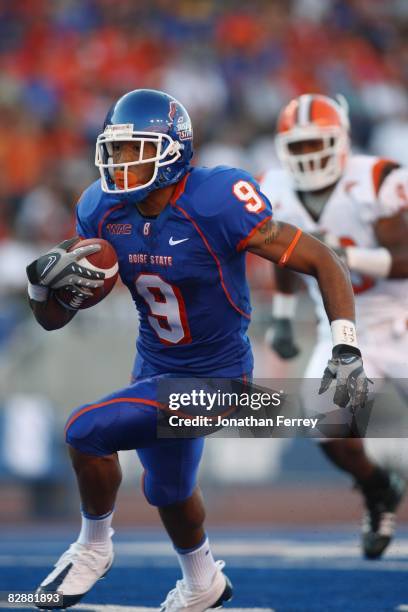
[26,89,369,611]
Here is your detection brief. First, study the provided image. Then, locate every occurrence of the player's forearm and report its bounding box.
[274,265,300,294]
[274,229,356,322]
[283,231,356,323]
[248,222,355,321]
[314,250,355,323]
[389,248,408,277]
[29,292,77,330]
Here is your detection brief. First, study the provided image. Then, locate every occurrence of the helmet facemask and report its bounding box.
[276,125,349,192]
[95,124,182,194]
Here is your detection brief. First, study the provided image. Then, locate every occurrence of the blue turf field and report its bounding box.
[1,527,408,612]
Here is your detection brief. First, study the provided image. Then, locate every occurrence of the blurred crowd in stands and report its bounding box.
[0,0,407,250]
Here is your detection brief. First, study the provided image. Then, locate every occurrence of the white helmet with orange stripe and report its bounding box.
[276,94,350,191]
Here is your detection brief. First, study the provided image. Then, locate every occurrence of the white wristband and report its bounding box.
[345,246,392,278]
[27,282,49,302]
[331,319,358,348]
[272,293,298,319]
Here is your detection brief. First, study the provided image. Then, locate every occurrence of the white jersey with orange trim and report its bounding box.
[260,154,408,336]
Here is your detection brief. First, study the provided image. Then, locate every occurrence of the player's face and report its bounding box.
[288,139,324,155]
[288,138,331,172]
[112,141,157,190]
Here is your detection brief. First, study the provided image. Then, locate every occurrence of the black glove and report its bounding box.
[319,344,370,413]
[266,318,300,360]
[26,237,105,297]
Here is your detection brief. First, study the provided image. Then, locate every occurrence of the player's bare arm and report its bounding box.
[274,263,301,295]
[331,209,408,280]
[247,219,355,324]
[248,220,369,411]
[373,211,408,277]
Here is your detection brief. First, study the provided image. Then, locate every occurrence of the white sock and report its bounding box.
[77,509,114,550]
[176,536,218,591]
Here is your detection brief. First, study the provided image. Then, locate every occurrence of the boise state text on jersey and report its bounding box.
[76,166,273,378]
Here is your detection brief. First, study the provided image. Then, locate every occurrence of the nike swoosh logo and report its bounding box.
[41,254,57,277]
[169,237,189,246]
[340,356,358,364]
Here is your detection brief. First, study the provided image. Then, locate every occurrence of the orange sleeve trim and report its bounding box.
[278,228,303,267]
[372,158,400,195]
[236,215,273,252]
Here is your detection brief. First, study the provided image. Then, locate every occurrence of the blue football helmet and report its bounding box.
[95,89,193,201]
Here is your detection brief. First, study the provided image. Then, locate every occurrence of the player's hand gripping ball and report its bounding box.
[55,238,119,310]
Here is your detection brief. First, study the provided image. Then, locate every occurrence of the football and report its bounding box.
[55,237,119,310]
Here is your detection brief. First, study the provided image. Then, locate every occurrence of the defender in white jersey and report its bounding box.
[261,93,408,559]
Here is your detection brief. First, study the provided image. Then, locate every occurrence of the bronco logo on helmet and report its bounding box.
[168,101,178,127]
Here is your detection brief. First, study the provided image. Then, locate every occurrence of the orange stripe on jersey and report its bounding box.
[98,203,125,238]
[372,158,400,195]
[64,397,164,434]
[171,202,251,320]
[170,172,190,204]
[278,228,303,267]
[236,215,273,252]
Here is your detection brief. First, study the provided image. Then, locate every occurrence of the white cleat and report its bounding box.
[35,531,114,609]
[160,560,233,612]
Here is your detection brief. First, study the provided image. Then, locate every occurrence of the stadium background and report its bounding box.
[1,0,408,545]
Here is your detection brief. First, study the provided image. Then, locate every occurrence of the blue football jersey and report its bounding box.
[76,166,273,377]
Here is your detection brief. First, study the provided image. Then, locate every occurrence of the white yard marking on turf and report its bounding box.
[2,554,408,572]
[113,539,408,559]
[3,539,408,571]
[4,537,408,560]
